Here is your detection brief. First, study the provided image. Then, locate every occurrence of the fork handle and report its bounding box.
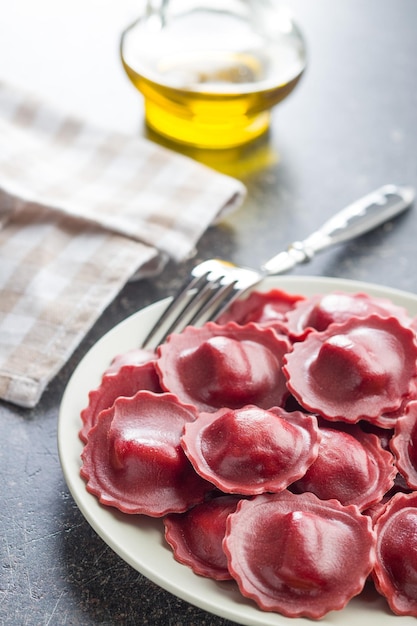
[262,184,414,274]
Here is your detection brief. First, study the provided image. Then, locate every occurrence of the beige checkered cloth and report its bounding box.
[0,82,246,408]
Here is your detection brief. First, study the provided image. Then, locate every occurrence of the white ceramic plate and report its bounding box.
[58,276,417,626]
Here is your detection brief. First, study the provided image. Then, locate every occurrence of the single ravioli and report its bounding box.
[283,314,417,424]
[285,291,411,340]
[217,288,304,333]
[373,491,417,617]
[181,405,321,495]
[80,391,213,516]
[156,321,291,412]
[223,491,376,619]
[164,494,242,580]
[390,400,417,489]
[292,423,396,510]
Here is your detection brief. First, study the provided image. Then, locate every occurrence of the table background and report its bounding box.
[1,1,417,624]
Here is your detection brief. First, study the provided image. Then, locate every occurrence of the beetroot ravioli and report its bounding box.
[156,322,291,412]
[283,314,417,424]
[181,405,320,495]
[80,391,212,516]
[78,286,417,620]
[373,491,417,616]
[223,491,376,619]
[292,424,396,510]
[285,291,411,340]
[79,360,162,443]
[390,400,417,489]
[217,287,304,331]
[164,494,241,580]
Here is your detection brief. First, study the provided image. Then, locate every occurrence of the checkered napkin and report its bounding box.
[0,82,246,408]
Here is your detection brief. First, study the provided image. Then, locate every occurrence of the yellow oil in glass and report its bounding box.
[121,6,306,149]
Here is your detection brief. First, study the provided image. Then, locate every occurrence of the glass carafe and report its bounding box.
[121,0,307,149]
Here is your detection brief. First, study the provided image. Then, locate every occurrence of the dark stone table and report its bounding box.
[2,1,417,624]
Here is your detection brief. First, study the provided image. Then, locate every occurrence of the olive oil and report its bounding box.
[121,5,306,149]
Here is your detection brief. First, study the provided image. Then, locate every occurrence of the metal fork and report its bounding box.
[142,184,414,348]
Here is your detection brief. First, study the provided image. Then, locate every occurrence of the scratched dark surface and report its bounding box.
[2,0,417,624]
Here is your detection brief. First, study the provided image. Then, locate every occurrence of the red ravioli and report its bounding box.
[223,491,376,619]
[79,361,162,443]
[164,494,241,580]
[292,424,396,510]
[80,391,212,516]
[217,288,304,332]
[376,375,417,429]
[364,472,413,522]
[104,348,156,375]
[181,406,320,495]
[373,491,417,616]
[156,322,291,412]
[283,314,417,424]
[285,291,411,340]
[390,400,417,489]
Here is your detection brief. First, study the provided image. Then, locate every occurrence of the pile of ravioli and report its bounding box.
[79,287,417,619]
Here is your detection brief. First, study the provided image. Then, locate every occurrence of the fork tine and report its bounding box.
[141,272,207,348]
[207,282,249,321]
[161,271,256,339]
[142,260,230,348]
[142,260,262,349]
[185,265,264,327]
[156,278,224,344]
[185,279,238,328]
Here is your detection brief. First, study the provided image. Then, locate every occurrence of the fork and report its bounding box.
[142,184,414,348]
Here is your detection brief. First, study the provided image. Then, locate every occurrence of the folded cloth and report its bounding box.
[0,82,246,408]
